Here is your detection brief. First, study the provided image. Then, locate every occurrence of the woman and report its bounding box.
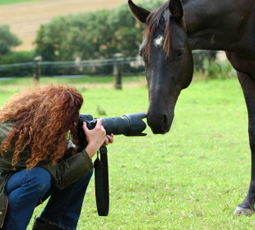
[0,84,113,230]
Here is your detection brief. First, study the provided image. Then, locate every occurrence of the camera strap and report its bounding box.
[94,145,109,216]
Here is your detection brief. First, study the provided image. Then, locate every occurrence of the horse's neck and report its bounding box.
[184,0,254,53]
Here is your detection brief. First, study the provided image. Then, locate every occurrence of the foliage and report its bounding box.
[0,50,35,64]
[192,51,207,71]
[34,0,164,63]
[0,24,30,77]
[0,50,35,77]
[0,24,21,55]
[34,0,164,76]
[203,59,236,80]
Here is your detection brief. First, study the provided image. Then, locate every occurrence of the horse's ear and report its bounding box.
[169,0,183,21]
[128,0,151,23]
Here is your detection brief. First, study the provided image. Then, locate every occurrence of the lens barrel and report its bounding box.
[84,112,147,137]
[101,117,130,135]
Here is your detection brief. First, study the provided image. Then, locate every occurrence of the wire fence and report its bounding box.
[0,50,217,79]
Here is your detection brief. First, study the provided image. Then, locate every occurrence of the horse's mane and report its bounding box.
[144,1,171,57]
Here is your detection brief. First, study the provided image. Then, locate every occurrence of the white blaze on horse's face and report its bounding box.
[154,35,164,48]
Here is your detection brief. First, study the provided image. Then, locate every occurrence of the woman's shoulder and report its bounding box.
[0,120,15,126]
[0,120,15,140]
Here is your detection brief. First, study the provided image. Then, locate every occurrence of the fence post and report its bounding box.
[113,53,123,89]
[33,56,42,86]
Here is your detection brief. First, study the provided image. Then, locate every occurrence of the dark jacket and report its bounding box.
[0,120,93,227]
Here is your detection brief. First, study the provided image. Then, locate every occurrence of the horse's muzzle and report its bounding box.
[146,113,174,134]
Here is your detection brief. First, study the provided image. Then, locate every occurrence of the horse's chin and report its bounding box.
[147,115,173,134]
[150,126,170,134]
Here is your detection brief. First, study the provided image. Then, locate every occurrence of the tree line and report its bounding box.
[0,0,163,77]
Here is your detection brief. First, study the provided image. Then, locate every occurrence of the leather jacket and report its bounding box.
[0,120,93,227]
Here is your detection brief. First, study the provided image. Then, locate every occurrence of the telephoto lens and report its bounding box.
[80,112,147,136]
[77,112,147,148]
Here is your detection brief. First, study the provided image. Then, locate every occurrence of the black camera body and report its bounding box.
[77,112,147,149]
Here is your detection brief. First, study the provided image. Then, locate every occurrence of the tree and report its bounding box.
[34,0,163,62]
[0,24,21,55]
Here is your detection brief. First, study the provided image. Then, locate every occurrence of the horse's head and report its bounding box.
[129,0,193,134]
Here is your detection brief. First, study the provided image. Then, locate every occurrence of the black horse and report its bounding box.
[128,0,255,215]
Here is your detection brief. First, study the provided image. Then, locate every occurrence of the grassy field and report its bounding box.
[0,0,45,5]
[1,77,255,229]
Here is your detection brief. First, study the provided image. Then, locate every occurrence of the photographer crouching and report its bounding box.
[0,84,113,230]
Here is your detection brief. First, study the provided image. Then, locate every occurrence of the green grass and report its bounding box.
[1,77,255,229]
[0,0,48,5]
[0,75,144,85]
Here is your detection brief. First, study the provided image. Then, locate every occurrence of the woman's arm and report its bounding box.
[40,119,113,189]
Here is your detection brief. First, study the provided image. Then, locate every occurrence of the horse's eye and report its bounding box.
[139,39,146,57]
[177,50,184,59]
[139,49,144,57]
[139,44,146,57]
[159,17,165,26]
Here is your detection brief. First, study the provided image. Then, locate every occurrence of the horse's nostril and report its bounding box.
[162,114,167,124]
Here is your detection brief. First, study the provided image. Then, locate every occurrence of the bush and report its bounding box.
[203,58,236,80]
[0,50,35,77]
[0,24,21,55]
[34,0,163,76]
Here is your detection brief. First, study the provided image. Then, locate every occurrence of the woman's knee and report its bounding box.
[6,167,52,196]
[26,167,52,192]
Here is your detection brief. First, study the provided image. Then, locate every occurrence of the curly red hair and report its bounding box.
[0,84,83,169]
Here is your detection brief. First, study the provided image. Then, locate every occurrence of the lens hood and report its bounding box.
[123,112,147,136]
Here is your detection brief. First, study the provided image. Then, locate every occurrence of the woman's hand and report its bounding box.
[104,134,114,146]
[83,119,114,159]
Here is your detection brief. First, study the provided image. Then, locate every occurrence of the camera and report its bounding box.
[77,112,147,148]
